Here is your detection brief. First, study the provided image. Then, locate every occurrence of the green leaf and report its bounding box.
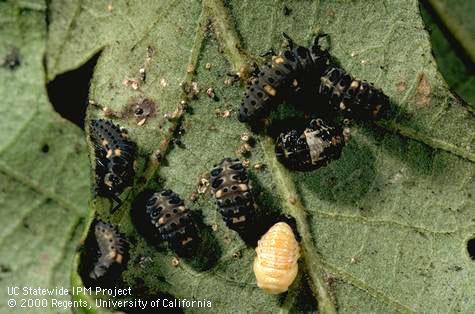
[46,0,475,312]
[426,0,475,63]
[420,2,475,107]
[0,1,89,313]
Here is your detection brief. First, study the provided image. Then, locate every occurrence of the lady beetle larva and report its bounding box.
[239,33,330,123]
[253,222,300,294]
[210,158,255,233]
[89,220,128,280]
[145,190,200,256]
[89,119,136,211]
[275,118,349,171]
[319,66,390,120]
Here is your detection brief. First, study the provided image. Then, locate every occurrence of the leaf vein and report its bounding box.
[0,160,83,214]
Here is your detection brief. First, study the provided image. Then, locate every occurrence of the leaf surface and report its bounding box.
[427,0,475,62]
[0,1,89,313]
[45,0,475,313]
[421,2,475,107]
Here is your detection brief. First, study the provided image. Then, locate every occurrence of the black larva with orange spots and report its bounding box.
[239,33,330,123]
[210,158,255,232]
[319,66,390,120]
[89,220,128,280]
[145,190,200,256]
[275,118,349,171]
[89,119,136,211]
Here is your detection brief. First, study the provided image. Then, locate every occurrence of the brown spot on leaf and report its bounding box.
[415,73,431,108]
[326,9,336,17]
[125,98,156,125]
[396,81,407,93]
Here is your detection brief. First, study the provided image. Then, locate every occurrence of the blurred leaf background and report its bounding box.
[421,0,475,107]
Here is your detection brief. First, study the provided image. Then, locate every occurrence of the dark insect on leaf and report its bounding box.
[89,220,128,282]
[239,33,330,123]
[319,67,390,120]
[210,158,255,233]
[275,118,349,171]
[89,119,136,211]
[145,190,200,257]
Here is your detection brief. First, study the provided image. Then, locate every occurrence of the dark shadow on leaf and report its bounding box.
[290,274,319,313]
[420,0,475,73]
[245,171,290,245]
[1,47,21,70]
[366,124,436,177]
[295,135,377,206]
[185,210,222,271]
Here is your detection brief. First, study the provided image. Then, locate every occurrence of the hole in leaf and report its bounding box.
[41,144,49,153]
[467,238,475,260]
[47,51,101,129]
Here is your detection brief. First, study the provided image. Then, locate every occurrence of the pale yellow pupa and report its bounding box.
[253,222,300,294]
